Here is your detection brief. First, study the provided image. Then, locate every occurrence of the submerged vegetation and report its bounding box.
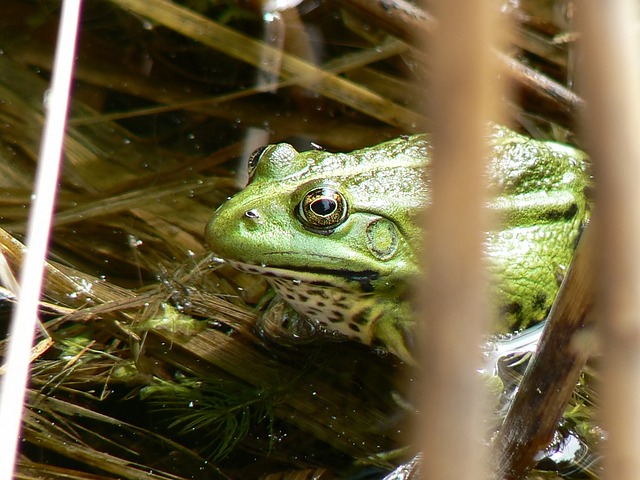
[0,0,598,478]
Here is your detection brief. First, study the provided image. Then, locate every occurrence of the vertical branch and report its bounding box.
[578,1,640,479]
[494,225,595,479]
[417,1,504,479]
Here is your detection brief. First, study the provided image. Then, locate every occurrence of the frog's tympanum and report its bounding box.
[205,126,589,364]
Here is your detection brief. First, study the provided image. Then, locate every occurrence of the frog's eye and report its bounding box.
[247,145,270,181]
[297,187,348,233]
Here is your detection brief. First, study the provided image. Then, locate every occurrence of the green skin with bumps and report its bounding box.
[205,126,590,364]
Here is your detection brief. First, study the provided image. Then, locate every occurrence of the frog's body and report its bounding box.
[205,126,589,363]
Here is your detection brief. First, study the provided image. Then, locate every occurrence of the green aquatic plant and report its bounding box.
[142,375,277,462]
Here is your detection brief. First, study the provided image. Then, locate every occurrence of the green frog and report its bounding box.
[205,126,590,364]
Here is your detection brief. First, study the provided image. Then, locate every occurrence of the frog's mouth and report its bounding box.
[227,260,380,293]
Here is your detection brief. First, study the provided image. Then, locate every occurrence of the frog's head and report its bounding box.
[205,138,428,295]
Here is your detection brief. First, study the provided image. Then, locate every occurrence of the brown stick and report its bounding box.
[494,223,595,479]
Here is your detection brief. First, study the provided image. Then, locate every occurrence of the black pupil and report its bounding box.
[311,198,336,216]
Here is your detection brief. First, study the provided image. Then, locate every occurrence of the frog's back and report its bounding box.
[485,126,590,331]
[347,128,590,332]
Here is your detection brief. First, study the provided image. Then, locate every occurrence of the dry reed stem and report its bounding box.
[109,0,424,131]
[579,1,640,479]
[418,0,503,479]
[495,224,596,479]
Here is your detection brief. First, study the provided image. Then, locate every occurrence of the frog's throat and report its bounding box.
[227,259,405,346]
[267,275,386,346]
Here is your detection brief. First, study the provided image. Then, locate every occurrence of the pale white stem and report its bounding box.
[0,1,82,478]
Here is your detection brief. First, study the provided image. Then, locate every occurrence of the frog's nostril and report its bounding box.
[245,209,260,219]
